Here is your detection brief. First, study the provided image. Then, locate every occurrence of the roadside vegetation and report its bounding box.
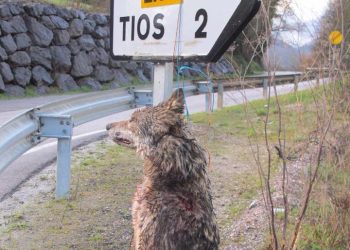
[0,85,98,100]
[295,80,350,249]
[0,79,148,100]
[43,0,110,13]
[226,0,350,247]
[0,71,256,101]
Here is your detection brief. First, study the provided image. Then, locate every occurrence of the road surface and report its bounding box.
[0,79,321,200]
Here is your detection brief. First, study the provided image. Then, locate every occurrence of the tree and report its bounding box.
[314,0,350,68]
[231,0,281,68]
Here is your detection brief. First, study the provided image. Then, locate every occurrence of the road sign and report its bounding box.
[329,30,343,46]
[110,0,261,62]
[142,0,183,8]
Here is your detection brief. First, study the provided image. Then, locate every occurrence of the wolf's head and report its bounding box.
[106,88,186,157]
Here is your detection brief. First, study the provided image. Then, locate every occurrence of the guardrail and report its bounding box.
[0,71,304,199]
[203,71,304,97]
[0,89,135,198]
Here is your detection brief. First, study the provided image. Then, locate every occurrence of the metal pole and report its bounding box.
[217,82,224,110]
[56,137,72,199]
[316,74,320,86]
[263,79,268,98]
[205,92,212,113]
[153,62,174,106]
[294,76,299,92]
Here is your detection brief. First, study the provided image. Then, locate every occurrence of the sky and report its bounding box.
[291,0,329,22]
[278,0,330,46]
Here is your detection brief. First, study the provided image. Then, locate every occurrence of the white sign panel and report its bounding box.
[110,0,260,62]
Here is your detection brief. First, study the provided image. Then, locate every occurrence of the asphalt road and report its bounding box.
[0,79,320,200]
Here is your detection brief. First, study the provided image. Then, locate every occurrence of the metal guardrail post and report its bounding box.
[133,89,153,106]
[294,75,299,92]
[153,62,174,106]
[56,137,72,199]
[197,81,214,113]
[37,114,73,199]
[205,93,212,113]
[263,79,268,98]
[217,82,224,110]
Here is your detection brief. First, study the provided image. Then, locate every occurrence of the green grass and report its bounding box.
[2,212,28,233]
[192,88,317,142]
[295,85,350,249]
[192,87,348,249]
[45,0,69,4]
[0,142,142,249]
[227,172,262,219]
[227,54,264,75]
[0,70,268,101]
[0,85,118,101]
[88,233,103,243]
[297,161,350,249]
[43,0,97,11]
[189,91,319,246]
[298,199,350,249]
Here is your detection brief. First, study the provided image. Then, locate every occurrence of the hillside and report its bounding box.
[264,38,313,70]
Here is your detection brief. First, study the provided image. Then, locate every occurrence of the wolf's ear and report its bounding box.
[166,88,185,113]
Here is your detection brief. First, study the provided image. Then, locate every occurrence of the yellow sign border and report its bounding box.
[141,0,183,8]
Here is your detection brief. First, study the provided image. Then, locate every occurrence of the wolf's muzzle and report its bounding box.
[106,123,113,131]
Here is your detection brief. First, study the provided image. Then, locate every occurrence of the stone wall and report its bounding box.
[0,2,235,96]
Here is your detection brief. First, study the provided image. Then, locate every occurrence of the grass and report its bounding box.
[298,196,350,249]
[43,0,103,12]
[253,83,350,249]
[0,81,137,101]
[0,70,252,101]
[227,53,264,75]
[189,89,320,247]
[192,88,316,142]
[193,86,350,249]
[0,85,93,100]
[294,84,350,249]
[297,160,350,249]
[0,142,143,249]
[3,212,28,233]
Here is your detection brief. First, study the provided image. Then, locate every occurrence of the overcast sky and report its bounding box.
[291,0,329,22]
[278,0,330,46]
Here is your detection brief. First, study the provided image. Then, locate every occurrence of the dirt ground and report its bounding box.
[0,121,305,250]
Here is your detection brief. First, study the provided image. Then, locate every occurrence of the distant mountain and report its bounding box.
[264,39,314,70]
[299,43,314,55]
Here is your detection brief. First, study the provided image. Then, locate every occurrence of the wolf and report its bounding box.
[106,89,219,250]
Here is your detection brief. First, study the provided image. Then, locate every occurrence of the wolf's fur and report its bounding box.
[107,89,219,250]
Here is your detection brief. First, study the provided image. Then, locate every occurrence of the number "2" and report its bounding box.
[195,9,208,38]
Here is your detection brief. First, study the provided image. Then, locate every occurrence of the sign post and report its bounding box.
[153,62,174,105]
[329,30,343,79]
[110,0,261,103]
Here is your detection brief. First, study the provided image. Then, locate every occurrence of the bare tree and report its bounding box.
[225,0,349,249]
